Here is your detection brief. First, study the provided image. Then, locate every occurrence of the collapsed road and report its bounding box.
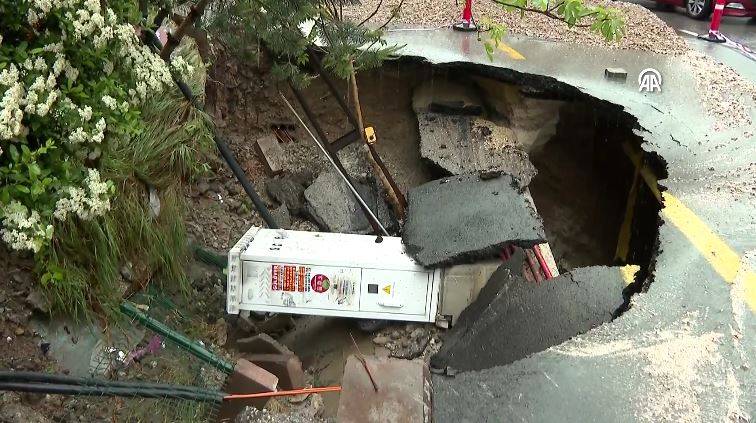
[372,26,754,423]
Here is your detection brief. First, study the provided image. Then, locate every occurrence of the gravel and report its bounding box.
[681,49,756,130]
[343,0,689,55]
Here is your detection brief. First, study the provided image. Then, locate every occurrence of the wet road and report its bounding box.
[629,0,756,80]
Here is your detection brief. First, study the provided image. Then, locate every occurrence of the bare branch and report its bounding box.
[357,0,383,27]
[160,0,212,61]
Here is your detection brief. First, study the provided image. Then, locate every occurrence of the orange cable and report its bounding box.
[224,386,342,400]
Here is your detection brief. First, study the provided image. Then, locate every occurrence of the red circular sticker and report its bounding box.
[310,274,330,293]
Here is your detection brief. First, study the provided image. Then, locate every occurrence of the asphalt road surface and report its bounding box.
[628,0,755,80]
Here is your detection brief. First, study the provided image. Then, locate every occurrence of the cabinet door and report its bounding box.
[359,269,431,316]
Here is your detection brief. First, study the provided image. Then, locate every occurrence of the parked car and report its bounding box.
[656,0,756,19]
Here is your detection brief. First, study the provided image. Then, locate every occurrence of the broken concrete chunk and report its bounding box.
[245,353,306,390]
[237,333,294,356]
[255,134,285,176]
[471,77,563,153]
[337,356,432,423]
[304,171,394,234]
[265,175,307,215]
[270,205,292,229]
[430,265,627,373]
[402,173,545,267]
[416,112,537,186]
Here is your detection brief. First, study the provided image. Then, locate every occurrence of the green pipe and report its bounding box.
[120,302,234,374]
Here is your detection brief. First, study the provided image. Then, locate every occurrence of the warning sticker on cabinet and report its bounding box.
[271,265,311,292]
[244,262,361,311]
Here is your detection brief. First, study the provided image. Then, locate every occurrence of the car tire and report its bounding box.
[686,0,712,19]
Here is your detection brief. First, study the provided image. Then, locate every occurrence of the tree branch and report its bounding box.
[357,0,383,27]
[160,0,212,61]
[491,0,600,28]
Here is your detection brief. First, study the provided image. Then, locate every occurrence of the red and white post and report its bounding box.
[453,0,477,32]
[702,0,727,42]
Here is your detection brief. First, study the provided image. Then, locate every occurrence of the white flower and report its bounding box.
[64,63,78,81]
[103,60,114,75]
[101,95,117,110]
[78,105,92,121]
[53,169,111,221]
[0,201,50,253]
[0,64,20,86]
[34,57,48,71]
[68,126,88,144]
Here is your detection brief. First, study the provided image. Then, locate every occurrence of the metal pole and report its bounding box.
[700,0,726,42]
[453,0,477,31]
[279,93,389,237]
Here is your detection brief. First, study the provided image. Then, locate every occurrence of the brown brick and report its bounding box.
[217,359,278,422]
[245,353,306,390]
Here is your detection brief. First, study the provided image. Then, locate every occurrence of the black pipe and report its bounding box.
[143,29,278,229]
[0,382,223,402]
[0,371,204,394]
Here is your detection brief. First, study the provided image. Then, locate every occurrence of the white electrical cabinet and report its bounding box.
[227,227,442,322]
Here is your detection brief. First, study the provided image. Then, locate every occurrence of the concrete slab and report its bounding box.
[304,170,394,234]
[431,264,627,373]
[337,356,432,423]
[402,173,545,267]
[416,112,537,185]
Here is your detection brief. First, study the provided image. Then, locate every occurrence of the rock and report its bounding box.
[304,171,394,234]
[266,176,307,215]
[0,403,51,423]
[14,328,24,336]
[271,205,292,229]
[225,179,240,195]
[372,336,390,345]
[197,180,210,195]
[119,263,135,282]
[416,112,537,186]
[391,333,431,360]
[430,265,627,373]
[410,328,425,339]
[25,290,50,314]
[390,330,402,340]
[402,173,546,267]
[225,198,241,212]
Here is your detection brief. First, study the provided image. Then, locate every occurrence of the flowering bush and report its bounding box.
[0,1,185,268]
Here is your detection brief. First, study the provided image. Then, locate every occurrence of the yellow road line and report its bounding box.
[497,42,525,60]
[662,192,756,311]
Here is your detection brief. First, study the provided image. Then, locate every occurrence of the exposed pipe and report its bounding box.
[142,29,278,230]
[279,93,389,237]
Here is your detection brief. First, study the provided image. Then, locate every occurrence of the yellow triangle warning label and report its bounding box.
[382,285,391,295]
